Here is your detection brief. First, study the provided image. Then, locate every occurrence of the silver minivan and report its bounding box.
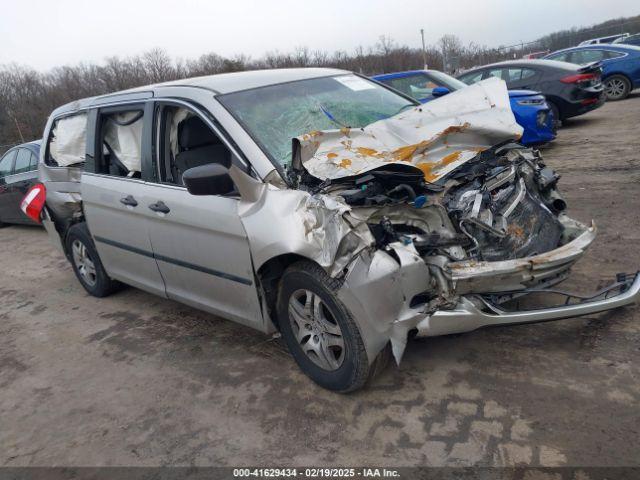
[34,68,639,392]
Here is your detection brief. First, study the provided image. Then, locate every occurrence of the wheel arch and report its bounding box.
[602,71,632,83]
[256,253,321,331]
[44,203,86,259]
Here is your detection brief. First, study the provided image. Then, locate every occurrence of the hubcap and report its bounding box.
[72,239,97,287]
[605,78,626,99]
[288,289,345,371]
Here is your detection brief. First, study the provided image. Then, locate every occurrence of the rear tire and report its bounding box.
[66,223,119,297]
[604,74,631,101]
[276,261,372,392]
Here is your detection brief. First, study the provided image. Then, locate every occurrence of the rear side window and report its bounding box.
[13,148,33,174]
[0,150,17,178]
[47,113,88,167]
[29,151,38,169]
[573,50,606,64]
[458,71,484,85]
[385,74,438,100]
[546,52,570,62]
[487,68,504,80]
[506,68,538,83]
[604,50,626,59]
[97,108,144,178]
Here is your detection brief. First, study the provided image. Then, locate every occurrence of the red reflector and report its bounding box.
[20,183,46,223]
[581,98,599,106]
[560,73,596,84]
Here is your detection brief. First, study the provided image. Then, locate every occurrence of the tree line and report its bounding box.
[2,14,638,153]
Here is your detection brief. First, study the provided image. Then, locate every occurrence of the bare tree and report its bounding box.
[1,13,638,149]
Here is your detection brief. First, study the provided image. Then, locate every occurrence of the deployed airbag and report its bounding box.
[49,113,88,167]
[104,112,143,173]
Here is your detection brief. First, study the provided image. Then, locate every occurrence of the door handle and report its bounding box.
[148,201,170,214]
[120,195,138,207]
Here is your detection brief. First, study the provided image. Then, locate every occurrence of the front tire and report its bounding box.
[604,74,631,101]
[277,261,371,392]
[66,223,119,297]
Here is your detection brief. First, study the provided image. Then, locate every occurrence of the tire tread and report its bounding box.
[278,260,373,393]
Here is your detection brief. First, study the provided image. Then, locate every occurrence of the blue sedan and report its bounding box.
[372,70,556,146]
[543,44,640,100]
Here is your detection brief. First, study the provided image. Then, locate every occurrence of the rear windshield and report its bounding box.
[218,74,414,167]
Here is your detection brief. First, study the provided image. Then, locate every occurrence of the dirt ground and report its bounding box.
[1,94,639,468]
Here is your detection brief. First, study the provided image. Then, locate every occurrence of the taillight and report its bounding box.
[560,73,597,84]
[20,183,46,223]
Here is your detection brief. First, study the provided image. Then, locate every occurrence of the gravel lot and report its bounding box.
[1,93,639,468]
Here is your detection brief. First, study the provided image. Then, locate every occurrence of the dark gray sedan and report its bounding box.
[0,140,41,226]
[457,59,605,124]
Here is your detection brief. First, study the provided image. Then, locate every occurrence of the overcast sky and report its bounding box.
[2,0,639,70]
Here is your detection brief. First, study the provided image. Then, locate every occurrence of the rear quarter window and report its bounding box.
[546,52,570,62]
[604,50,626,59]
[47,113,88,167]
[13,148,33,173]
[0,150,17,178]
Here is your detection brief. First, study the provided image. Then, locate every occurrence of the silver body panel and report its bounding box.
[81,173,166,296]
[142,183,263,330]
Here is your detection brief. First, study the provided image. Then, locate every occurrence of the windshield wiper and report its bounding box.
[389,103,417,117]
[318,103,350,129]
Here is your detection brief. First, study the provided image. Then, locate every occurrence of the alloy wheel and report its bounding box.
[71,239,97,287]
[288,289,345,371]
[605,78,627,100]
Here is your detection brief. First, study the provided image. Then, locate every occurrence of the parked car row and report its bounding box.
[372,69,556,145]
[456,59,605,120]
[542,44,640,100]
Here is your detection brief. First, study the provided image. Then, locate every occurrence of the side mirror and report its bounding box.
[432,86,450,97]
[183,163,234,196]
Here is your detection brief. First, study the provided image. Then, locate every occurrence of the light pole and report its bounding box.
[420,29,427,69]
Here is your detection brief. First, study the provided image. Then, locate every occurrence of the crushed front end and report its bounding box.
[286,78,640,363]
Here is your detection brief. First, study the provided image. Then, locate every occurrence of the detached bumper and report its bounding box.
[446,222,597,294]
[416,272,640,337]
[338,218,636,363]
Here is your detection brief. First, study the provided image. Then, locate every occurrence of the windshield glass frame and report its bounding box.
[216,73,418,175]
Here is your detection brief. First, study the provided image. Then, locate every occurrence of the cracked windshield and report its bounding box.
[219,74,414,167]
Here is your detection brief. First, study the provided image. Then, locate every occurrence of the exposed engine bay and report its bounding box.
[297,143,568,268]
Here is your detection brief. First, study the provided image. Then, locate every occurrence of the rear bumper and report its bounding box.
[416,272,640,337]
[42,207,64,253]
[562,92,606,119]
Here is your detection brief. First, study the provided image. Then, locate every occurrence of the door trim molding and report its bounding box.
[93,235,253,286]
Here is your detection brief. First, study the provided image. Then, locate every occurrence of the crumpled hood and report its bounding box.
[294,77,523,182]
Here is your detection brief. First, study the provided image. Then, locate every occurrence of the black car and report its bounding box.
[0,140,41,226]
[456,59,605,125]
